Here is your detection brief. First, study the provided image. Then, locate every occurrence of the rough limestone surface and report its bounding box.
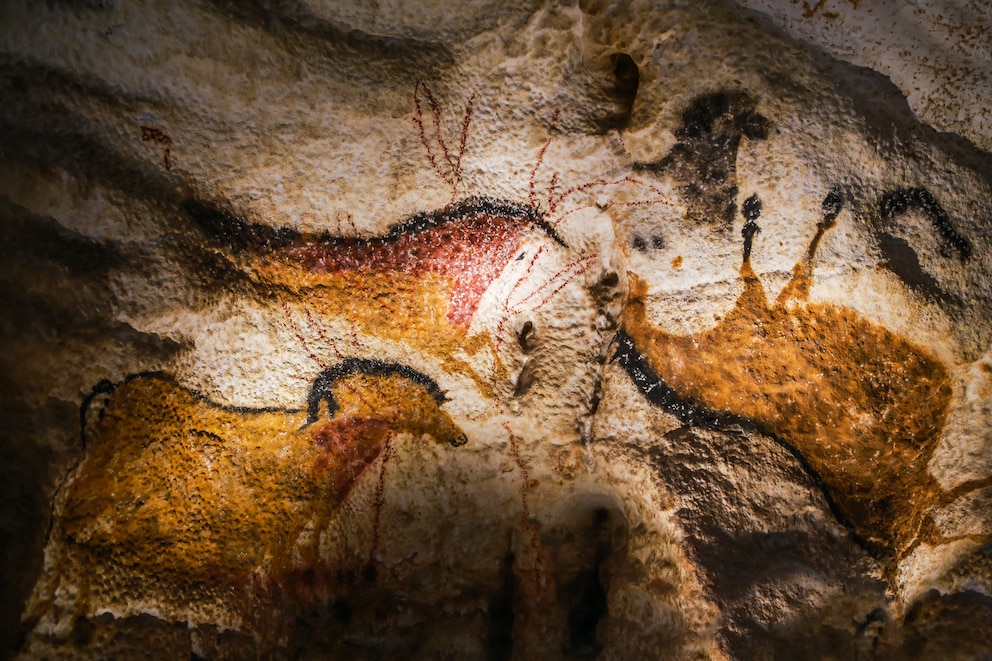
[1,0,991,659]
[737,0,992,154]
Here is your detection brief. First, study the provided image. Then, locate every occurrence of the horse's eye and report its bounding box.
[515,252,527,261]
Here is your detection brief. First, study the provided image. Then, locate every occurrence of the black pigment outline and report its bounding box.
[307,358,446,423]
[879,187,971,260]
[184,195,568,254]
[613,330,872,556]
[615,189,876,556]
[80,365,460,444]
[632,90,769,228]
[306,358,468,447]
[81,371,302,443]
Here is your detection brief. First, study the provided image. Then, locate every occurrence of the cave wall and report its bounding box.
[2,0,991,658]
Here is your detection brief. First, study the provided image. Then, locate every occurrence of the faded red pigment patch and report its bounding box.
[284,212,536,327]
[310,417,392,502]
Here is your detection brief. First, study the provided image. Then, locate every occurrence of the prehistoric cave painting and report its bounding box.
[140,125,173,171]
[413,80,475,202]
[187,84,669,400]
[874,187,972,305]
[307,357,468,446]
[633,90,768,227]
[187,196,572,394]
[879,188,972,260]
[617,188,990,562]
[33,363,465,627]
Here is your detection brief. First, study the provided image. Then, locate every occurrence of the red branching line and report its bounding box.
[422,82,456,174]
[492,253,596,363]
[550,197,676,230]
[455,91,476,181]
[283,303,327,369]
[549,178,610,212]
[546,172,560,212]
[348,321,361,352]
[623,175,671,198]
[493,245,546,357]
[505,245,544,304]
[502,422,531,518]
[413,82,455,188]
[529,110,559,208]
[298,309,379,414]
[533,258,595,310]
[304,306,344,360]
[549,204,593,229]
[502,419,550,583]
[371,432,395,555]
[547,175,675,221]
[513,254,597,309]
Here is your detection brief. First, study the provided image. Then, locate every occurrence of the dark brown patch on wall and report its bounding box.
[594,52,639,133]
[634,91,768,227]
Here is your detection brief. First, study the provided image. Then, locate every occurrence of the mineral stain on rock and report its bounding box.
[619,189,989,562]
[26,365,466,635]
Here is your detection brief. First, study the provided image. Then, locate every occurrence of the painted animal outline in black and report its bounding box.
[307,358,468,447]
[873,187,973,306]
[616,184,987,563]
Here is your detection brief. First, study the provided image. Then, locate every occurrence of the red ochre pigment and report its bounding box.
[285,210,544,327]
[189,197,565,330]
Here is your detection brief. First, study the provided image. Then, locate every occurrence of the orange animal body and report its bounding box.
[187,196,567,391]
[37,365,466,628]
[618,191,987,561]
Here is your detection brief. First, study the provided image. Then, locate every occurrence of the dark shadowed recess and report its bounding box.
[488,551,515,661]
[0,200,185,658]
[560,507,612,658]
[0,61,181,208]
[896,588,992,659]
[0,61,186,658]
[0,63,276,297]
[0,413,60,660]
[629,425,887,660]
[203,0,454,81]
[592,52,639,133]
[735,7,992,194]
[875,233,962,306]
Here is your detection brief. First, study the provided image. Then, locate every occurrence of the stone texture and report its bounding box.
[737,0,992,153]
[2,0,991,658]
